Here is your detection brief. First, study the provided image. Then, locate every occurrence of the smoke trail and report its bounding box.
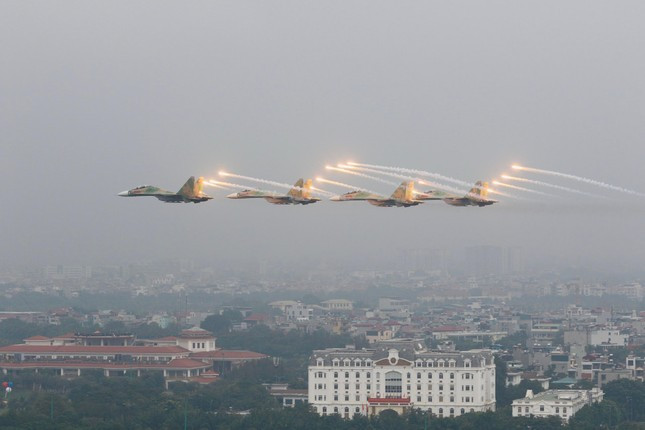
[346,161,474,188]
[219,172,332,196]
[204,181,232,189]
[207,180,258,190]
[316,177,379,195]
[511,165,645,197]
[501,175,601,197]
[326,166,398,187]
[342,164,469,196]
[492,181,555,197]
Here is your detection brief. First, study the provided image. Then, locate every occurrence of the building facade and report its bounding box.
[512,389,603,422]
[308,340,496,418]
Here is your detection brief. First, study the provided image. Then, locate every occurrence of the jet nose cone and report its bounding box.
[226,192,239,199]
[118,190,129,196]
[330,196,341,201]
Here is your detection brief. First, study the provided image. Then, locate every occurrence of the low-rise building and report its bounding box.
[512,389,603,422]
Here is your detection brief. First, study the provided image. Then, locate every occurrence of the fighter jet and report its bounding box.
[226,179,321,205]
[330,181,425,207]
[423,181,497,207]
[118,176,213,203]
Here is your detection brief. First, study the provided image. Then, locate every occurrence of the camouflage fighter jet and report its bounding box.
[330,181,426,207]
[226,179,321,205]
[422,181,497,207]
[118,176,213,203]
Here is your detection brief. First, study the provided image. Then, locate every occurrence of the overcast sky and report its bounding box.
[2,1,644,273]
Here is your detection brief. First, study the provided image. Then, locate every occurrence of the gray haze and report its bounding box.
[2,1,644,273]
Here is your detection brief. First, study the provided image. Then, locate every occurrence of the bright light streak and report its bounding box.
[218,172,330,196]
[327,165,398,187]
[509,164,644,197]
[316,177,378,194]
[492,181,554,197]
[500,175,601,197]
[346,161,474,188]
[207,180,257,190]
[344,164,469,196]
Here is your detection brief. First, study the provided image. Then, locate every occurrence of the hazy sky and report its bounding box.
[2,1,644,272]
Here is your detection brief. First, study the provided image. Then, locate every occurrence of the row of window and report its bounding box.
[317,358,484,368]
[314,406,479,418]
[517,406,568,414]
[316,371,479,380]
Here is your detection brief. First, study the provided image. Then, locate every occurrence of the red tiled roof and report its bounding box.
[0,345,189,355]
[190,349,268,360]
[156,336,178,341]
[53,333,76,339]
[166,358,211,369]
[368,397,410,404]
[0,360,208,370]
[24,336,50,341]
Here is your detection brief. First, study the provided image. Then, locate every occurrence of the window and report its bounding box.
[460,408,465,415]
[450,396,454,402]
[334,407,338,414]
[450,373,454,380]
[356,372,360,378]
[439,384,444,391]
[450,408,454,417]
[407,372,411,379]
[345,372,349,379]
[334,395,338,401]
[540,405,544,412]
[428,373,433,379]
[355,407,360,413]
[417,372,422,379]
[428,395,433,402]
[385,371,402,397]
[334,372,338,379]
[563,407,567,413]
[344,383,349,390]
[439,373,444,379]
[367,372,371,378]
[356,395,360,401]
[322,407,327,415]
[334,383,338,389]
[439,408,443,418]
[344,395,349,401]
[555,407,559,413]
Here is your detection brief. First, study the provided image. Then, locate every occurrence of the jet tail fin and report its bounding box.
[390,181,414,201]
[287,178,305,198]
[468,181,489,199]
[177,176,204,198]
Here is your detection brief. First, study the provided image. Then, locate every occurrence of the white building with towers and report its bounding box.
[308,339,496,418]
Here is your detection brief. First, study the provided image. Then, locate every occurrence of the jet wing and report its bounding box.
[155,194,185,203]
